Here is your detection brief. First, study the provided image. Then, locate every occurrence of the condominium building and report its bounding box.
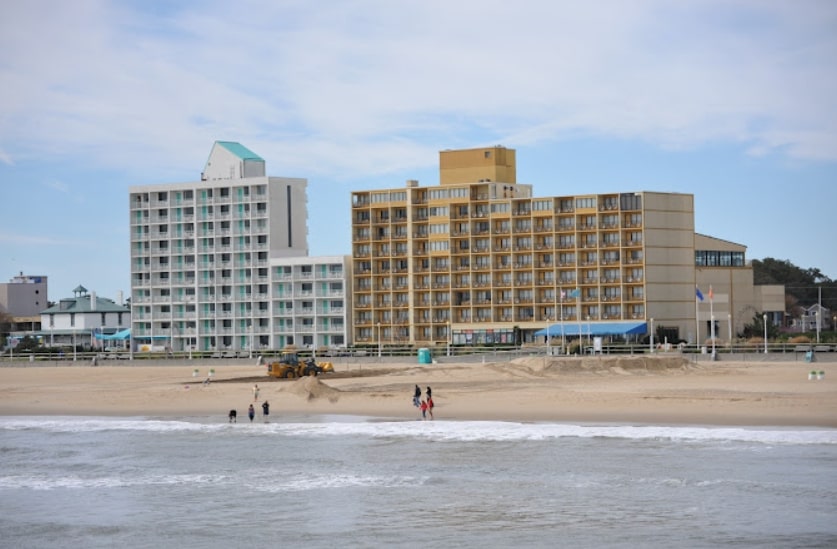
[271,255,352,351]
[129,141,319,353]
[0,272,48,334]
[350,146,701,347]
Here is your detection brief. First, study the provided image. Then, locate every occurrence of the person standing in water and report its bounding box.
[248,404,255,422]
[261,400,270,422]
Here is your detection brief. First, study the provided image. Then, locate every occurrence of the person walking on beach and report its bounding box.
[427,396,434,420]
[413,384,421,408]
[248,404,255,422]
[261,400,270,422]
[426,386,432,400]
[420,399,428,420]
[253,384,260,401]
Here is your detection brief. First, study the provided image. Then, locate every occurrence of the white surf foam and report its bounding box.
[1,416,834,445]
[0,472,227,491]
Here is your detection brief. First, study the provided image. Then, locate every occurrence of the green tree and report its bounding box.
[752,257,837,311]
[15,335,39,353]
[0,309,12,349]
[741,312,779,340]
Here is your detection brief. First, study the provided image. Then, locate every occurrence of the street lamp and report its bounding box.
[711,314,716,356]
[728,313,732,351]
[446,321,451,357]
[249,319,254,359]
[763,313,768,354]
[586,315,591,347]
[129,299,134,361]
[815,311,820,343]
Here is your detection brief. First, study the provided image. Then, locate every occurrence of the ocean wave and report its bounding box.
[256,473,420,493]
[1,416,834,445]
[0,472,226,491]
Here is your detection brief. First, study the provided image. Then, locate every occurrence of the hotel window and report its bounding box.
[575,197,596,209]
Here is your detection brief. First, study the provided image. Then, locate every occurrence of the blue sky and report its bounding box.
[1,0,835,303]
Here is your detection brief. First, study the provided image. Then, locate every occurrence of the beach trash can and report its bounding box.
[418,348,432,364]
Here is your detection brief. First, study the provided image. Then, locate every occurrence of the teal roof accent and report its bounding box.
[217,141,264,161]
[42,295,130,315]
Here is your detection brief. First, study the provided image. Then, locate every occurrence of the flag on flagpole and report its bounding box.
[560,290,566,300]
[568,288,580,299]
[708,286,714,301]
[695,286,704,302]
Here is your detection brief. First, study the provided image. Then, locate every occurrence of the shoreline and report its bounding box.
[1,356,834,428]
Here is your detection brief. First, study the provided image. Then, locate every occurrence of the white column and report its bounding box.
[763,313,768,354]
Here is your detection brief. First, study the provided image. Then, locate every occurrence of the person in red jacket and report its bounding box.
[420,399,428,420]
[426,396,434,420]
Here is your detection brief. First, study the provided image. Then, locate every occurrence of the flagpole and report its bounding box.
[560,295,565,353]
[695,294,700,349]
[710,286,715,356]
[576,290,582,352]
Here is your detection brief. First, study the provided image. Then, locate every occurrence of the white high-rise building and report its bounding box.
[129,141,322,354]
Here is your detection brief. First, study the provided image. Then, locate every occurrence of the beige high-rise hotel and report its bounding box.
[350,146,780,348]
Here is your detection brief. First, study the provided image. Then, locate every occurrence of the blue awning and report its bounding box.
[93,329,131,340]
[534,322,648,337]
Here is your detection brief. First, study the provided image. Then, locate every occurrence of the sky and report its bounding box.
[1,0,836,304]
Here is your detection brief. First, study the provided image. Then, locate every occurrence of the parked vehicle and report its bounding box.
[266,351,334,378]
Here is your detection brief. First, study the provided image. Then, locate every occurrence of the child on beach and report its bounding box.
[420,399,428,420]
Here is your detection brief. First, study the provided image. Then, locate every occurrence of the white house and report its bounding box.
[40,285,131,349]
[797,303,833,333]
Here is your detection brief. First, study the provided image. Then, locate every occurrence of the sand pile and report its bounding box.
[506,355,695,376]
[283,376,341,402]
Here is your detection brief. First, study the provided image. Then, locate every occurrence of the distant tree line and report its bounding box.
[752,257,836,313]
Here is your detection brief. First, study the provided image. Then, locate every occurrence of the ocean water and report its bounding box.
[1,416,836,549]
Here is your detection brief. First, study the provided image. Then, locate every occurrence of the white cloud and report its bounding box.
[0,0,835,180]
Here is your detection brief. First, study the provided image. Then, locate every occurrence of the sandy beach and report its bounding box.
[0,355,834,427]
